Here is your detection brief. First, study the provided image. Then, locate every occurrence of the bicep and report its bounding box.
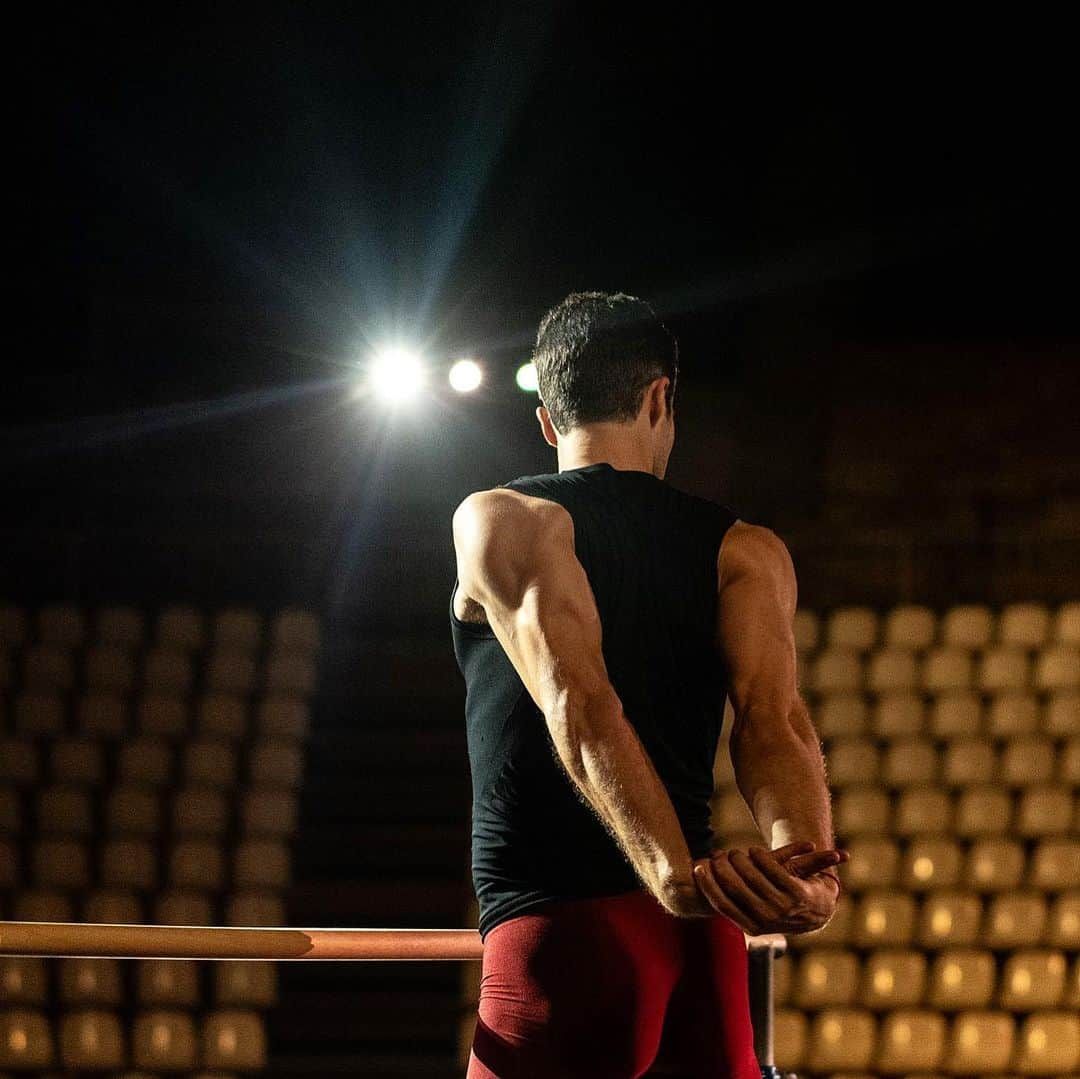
[716,523,800,731]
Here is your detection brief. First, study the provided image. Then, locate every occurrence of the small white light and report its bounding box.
[515,362,539,393]
[369,346,427,404]
[449,358,483,393]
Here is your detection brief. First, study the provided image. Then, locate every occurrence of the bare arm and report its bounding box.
[452,488,702,917]
[717,521,838,865]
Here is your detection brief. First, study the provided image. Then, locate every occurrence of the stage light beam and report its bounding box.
[449,359,483,393]
[515,362,539,393]
[369,347,427,404]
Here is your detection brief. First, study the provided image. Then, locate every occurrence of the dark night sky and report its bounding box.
[9,8,1078,425]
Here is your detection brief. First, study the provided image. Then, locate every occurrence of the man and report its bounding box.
[450,292,848,1078]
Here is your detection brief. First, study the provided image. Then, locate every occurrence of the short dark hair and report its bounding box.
[531,291,678,435]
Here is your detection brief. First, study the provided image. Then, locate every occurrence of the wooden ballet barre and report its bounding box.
[0,921,485,961]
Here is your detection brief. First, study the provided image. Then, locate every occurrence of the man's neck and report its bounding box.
[555,427,657,476]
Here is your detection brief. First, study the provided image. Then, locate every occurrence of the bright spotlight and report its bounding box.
[449,358,483,393]
[515,362,539,393]
[369,346,427,404]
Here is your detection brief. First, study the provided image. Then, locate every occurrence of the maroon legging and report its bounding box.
[466,887,761,1079]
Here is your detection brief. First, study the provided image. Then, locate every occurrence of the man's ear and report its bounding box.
[537,404,559,448]
[646,377,670,428]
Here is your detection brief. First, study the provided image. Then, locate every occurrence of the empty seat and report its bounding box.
[239,790,298,836]
[173,788,229,835]
[198,694,247,739]
[1054,601,1080,645]
[143,648,193,693]
[978,648,1030,692]
[84,645,137,691]
[984,892,1048,948]
[773,1008,808,1072]
[38,603,86,646]
[922,648,973,692]
[941,737,997,788]
[999,602,1052,649]
[792,948,859,1007]
[249,739,303,788]
[255,695,310,738]
[941,1010,1014,1073]
[840,838,900,892]
[136,960,199,1006]
[202,1009,267,1070]
[827,607,878,652]
[32,837,89,889]
[793,609,820,654]
[0,957,47,1004]
[1017,786,1074,837]
[0,1008,55,1069]
[900,837,962,891]
[871,694,924,738]
[928,693,982,738]
[156,605,204,650]
[13,889,75,921]
[1029,838,1080,892]
[0,837,18,888]
[84,889,142,924]
[15,692,65,735]
[826,737,880,786]
[170,840,226,890]
[884,605,937,650]
[954,786,1012,837]
[234,839,290,890]
[272,607,321,653]
[78,692,128,737]
[22,644,76,689]
[106,787,160,835]
[815,693,867,738]
[895,787,952,836]
[215,961,278,1007]
[999,736,1056,786]
[264,651,318,696]
[95,605,145,647]
[136,694,188,737]
[999,949,1068,1010]
[1011,1011,1080,1074]
[834,786,891,837]
[867,649,919,693]
[941,604,994,649]
[858,948,926,1009]
[59,1008,125,1070]
[0,788,19,833]
[1046,892,1080,947]
[36,785,92,835]
[226,891,285,927]
[805,1006,876,1072]
[926,947,995,1009]
[874,1007,945,1073]
[811,649,863,693]
[154,890,214,926]
[213,608,263,651]
[918,891,983,948]
[183,738,236,787]
[1034,645,1080,691]
[132,1010,198,1070]
[853,891,915,947]
[117,738,173,787]
[206,650,257,694]
[51,737,105,786]
[0,737,38,786]
[0,603,29,647]
[100,838,157,890]
[881,738,937,787]
[965,839,1026,892]
[59,959,123,1005]
[986,692,1040,737]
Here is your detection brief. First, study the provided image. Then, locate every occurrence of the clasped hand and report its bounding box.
[691,840,848,936]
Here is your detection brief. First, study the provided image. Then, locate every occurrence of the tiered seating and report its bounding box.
[0,601,319,1075]
[710,600,1080,1078]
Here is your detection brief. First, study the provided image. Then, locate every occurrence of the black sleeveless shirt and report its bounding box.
[450,462,738,941]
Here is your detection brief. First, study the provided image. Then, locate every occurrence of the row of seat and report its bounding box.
[773,1005,1079,1074]
[807,691,1079,740]
[1,786,298,838]
[794,602,1080,653]
[1,958,276,1008]
[0,604,320,655]
[779,888,1080,950]
[0,645,318,697]
[802,645,1078,695]
[0,889,283,927]
[774,947,1079,1012]
[1,836,291,893]
[0,1008,266,1071]
[0,735,303,790]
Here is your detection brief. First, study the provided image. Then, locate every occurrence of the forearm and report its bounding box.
[549,688,704,917]
[729,695,836,853]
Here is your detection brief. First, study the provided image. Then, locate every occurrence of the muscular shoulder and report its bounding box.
[716,521,796,614]
[453,487,570,555]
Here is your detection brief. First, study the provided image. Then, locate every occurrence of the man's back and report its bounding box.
[450,462,736,940]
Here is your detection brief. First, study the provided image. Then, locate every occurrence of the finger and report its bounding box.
[709,851,775,923]
[770,840,816,862]
[728,848,791,908]
[693,863,759,934]
[748,845,818,896]
[787,850,845,879]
